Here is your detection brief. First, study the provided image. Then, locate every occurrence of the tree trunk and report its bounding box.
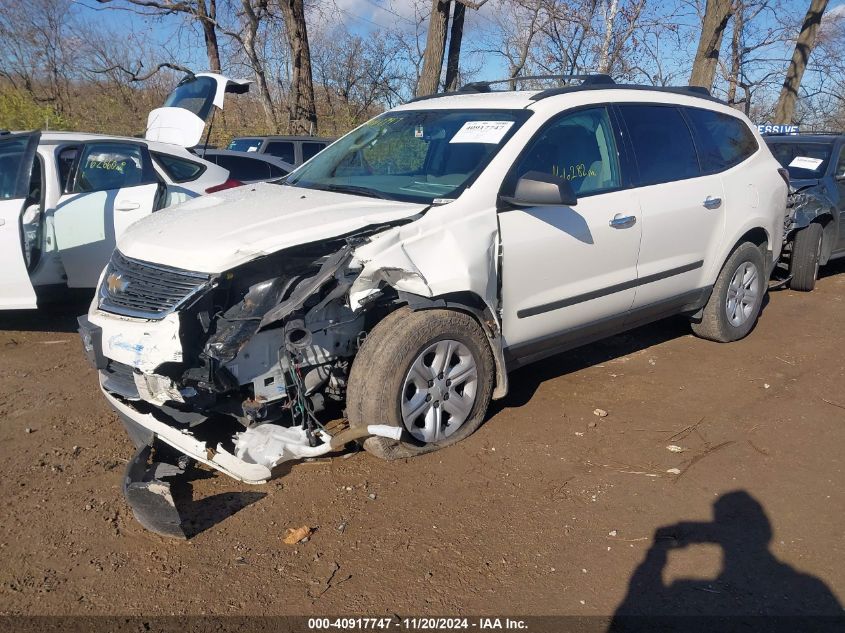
[196,0,222,73]
[597,0,619,74]
[689,0,734,89]
[773,0,829,124]
[444,1,465,91]
[278,0,317,134]
[727,1,743,105]
[416,0,451,96]
[241,0,278,131]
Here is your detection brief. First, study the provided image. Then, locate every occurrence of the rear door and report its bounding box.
[54,140,163,288]
[616,104,725,309]
[0,131,40,309]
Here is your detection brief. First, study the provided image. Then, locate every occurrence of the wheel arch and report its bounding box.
[396,291,509,400]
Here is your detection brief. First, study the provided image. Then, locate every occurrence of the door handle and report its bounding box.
[703,196,722,209]
[609,214,637,229]
[115,201,140,211]
[0,218,5,227]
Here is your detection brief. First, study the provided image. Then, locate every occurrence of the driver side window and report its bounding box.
[837,147,845,179]
[514,106,621,196]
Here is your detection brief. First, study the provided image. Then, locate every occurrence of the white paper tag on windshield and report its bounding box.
[450,121,514,144]
[788,156,824,170]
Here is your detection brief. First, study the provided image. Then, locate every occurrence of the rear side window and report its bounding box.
[153,152,206,182]
[618,104,700,186]
[213,155,271,181]
[267,163,289,178]
[72,142,156,193]
[56,146,79,192]
[302,142,326,162]
[263,141,295,163]
[684,108,757,173]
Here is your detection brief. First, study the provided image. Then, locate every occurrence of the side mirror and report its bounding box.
[499,170,577,207]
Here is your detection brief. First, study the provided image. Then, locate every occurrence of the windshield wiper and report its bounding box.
[317,184,391,200]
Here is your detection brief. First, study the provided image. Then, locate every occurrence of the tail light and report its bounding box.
[777,168,790,187]
[206,178,243,194]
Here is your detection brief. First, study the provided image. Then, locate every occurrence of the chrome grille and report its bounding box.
[99,251,211,319]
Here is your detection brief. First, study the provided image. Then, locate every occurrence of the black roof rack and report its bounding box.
[406,74,614,103]
[530,83,724,103]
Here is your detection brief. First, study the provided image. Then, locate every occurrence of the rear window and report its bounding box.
[263,141,295,163]
[618,104,700,186]
[153,152,206,182]
[684,108,758,173]
[302,142,326,162]
[212,154,271,181]
[766,141,833,180]
[228,137,263,153]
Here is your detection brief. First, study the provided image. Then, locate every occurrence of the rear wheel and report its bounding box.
[346,307,495,460]
[789,223,823,292]
[691,242,766,343]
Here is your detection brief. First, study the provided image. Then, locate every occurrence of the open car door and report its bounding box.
[145,72,250,148]
[0,131,40,309]
[54,140,165,288]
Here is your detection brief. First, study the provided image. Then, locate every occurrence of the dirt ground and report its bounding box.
[0,264,843,619]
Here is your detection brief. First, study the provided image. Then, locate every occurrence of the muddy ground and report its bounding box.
[0,264,843,618]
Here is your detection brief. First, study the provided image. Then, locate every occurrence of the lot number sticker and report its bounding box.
[788,156,824,171]
[450,121,514,144]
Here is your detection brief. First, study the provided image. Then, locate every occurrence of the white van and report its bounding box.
[0,73,248,309]
[78,76,787,535]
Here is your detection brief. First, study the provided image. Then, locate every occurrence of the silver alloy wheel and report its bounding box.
[725,261,760,327]
[400,339,478,443]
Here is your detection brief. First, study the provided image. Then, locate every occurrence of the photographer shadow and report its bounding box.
[609,491,842,631]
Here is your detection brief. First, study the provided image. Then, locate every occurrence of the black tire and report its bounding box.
[789,223,823,292]
[346,307,495,460]
[691,242,767,343]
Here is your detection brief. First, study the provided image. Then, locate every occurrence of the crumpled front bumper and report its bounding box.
[79,314,279,538]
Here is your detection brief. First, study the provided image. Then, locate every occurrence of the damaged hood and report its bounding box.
[117,183,427,273]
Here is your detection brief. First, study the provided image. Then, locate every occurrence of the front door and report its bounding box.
[54,141,163,288]
[0,131,40,309]
[499,106,641,357]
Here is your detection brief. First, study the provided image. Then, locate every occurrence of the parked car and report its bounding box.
[194,149,293,183]
[0,72,248,309]
[79,75,787,537]
[764,133,845,291]
[226,135,333,166]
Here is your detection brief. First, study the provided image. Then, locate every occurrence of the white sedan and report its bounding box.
[0,73,248,309]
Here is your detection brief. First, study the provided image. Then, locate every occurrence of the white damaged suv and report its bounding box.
[79,76,786,534]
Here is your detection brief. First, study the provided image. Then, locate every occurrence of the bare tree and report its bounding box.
[277,0,316,133]
[444,1,466,90]
[417,0,452,95]
[96,0,223,73]
[772,0,829,123]
[689,0,734,88]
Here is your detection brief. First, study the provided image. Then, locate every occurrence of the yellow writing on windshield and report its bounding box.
[552,163,597,181]
[85,159,127,174]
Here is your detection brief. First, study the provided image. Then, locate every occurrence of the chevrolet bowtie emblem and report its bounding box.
[106,272,129,294]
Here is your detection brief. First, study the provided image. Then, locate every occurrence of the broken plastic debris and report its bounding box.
[593,408,608,417]
[608,530,618,537]
[666,445,686,453]
[666,468,682,475]
[283,526,313,545]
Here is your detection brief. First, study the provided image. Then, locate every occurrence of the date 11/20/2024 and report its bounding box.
[307,618,529,630]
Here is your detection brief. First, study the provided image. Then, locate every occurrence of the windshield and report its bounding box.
[228,137,263,153]
[767,141,833,180]
[286,109,530,203]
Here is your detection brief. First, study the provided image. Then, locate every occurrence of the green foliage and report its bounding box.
[0,88,68,131]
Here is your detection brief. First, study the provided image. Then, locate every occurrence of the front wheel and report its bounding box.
[346,307,495,460]
[691,242,766,343]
